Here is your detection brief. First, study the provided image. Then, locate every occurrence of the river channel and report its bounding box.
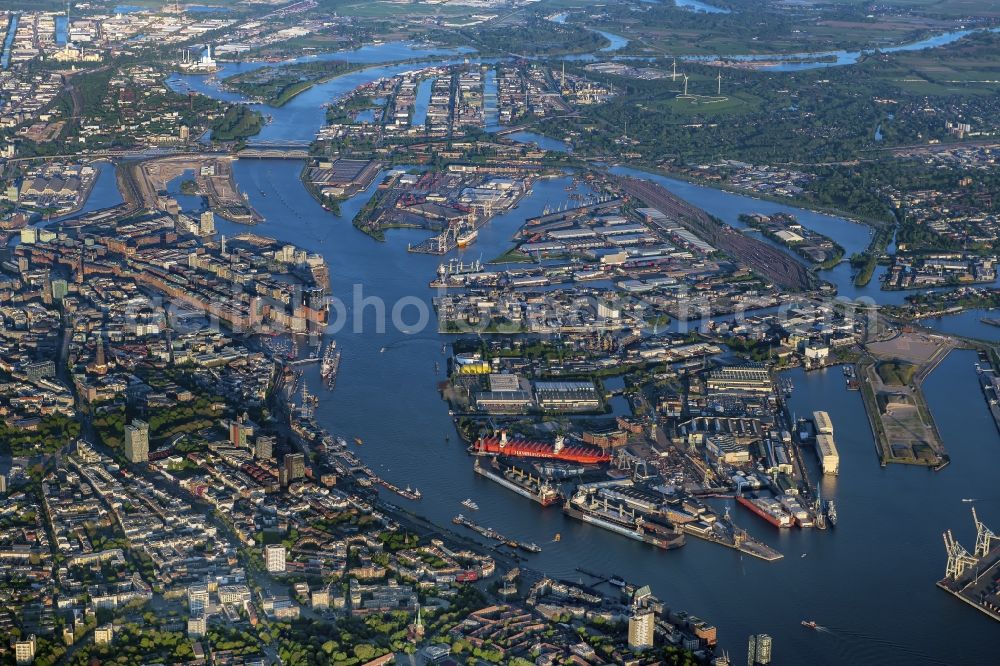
[154,40,1000,663]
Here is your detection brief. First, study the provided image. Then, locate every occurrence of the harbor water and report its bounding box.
[157,41,1000,662]
[212,157,1000,665]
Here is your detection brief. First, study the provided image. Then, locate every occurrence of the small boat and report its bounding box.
[354,437,363,446]
[801,620,818,629]
[461,498,480,511]
[962,498,977,503]
[554,533,561,542]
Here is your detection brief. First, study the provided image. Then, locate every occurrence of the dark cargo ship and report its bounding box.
[473,458,563,506]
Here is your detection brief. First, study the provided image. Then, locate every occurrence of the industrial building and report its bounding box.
[816,434,840,475]
[813,410,834,436]
[533,380,601,411]
[706,365,772,395]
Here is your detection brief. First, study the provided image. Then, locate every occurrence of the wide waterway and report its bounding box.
[215,160,1000,665]
[685,27,1000,72]
[163,42,1000,662]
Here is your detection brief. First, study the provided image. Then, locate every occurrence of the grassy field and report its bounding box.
[876,360,917,386]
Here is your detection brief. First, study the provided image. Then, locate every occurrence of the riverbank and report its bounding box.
[163,44,1000,662]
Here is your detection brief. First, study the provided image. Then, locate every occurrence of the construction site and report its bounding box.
[124,154,263,224]
[939,508,1000,623]
[859,330,955,468]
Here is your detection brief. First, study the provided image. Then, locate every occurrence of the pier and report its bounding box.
[938,508,1000,622]
[682,513,783,562]
[452,514,541,554]
[976,357,1000,436]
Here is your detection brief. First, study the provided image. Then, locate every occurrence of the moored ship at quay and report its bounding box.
[737,495,794,528]
[320,340,341,389]
[563,487,686,550]
[471,432,611,464]
[473,458,563,506]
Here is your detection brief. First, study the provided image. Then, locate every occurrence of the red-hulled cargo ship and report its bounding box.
[736,495,793,528]
[472,432,611,464]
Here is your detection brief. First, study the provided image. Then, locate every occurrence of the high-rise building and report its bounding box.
[627,607,655,650]
[187,613,207,638]
[124,419,149,463]
[14,634,36,665]
[228,417,253,447]
[0,473,6,494]
[94,624,114,645]
[51,278,69,302]
[254,435,275,461]
[284,453,305,482]
[187,583,210,615]
[747,634,772,666]
[265,544,286,573]
[199,210,215,236]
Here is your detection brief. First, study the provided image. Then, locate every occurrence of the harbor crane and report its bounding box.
[614,448,651,480]
[973,507,999,558]
[943,529,978,580]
